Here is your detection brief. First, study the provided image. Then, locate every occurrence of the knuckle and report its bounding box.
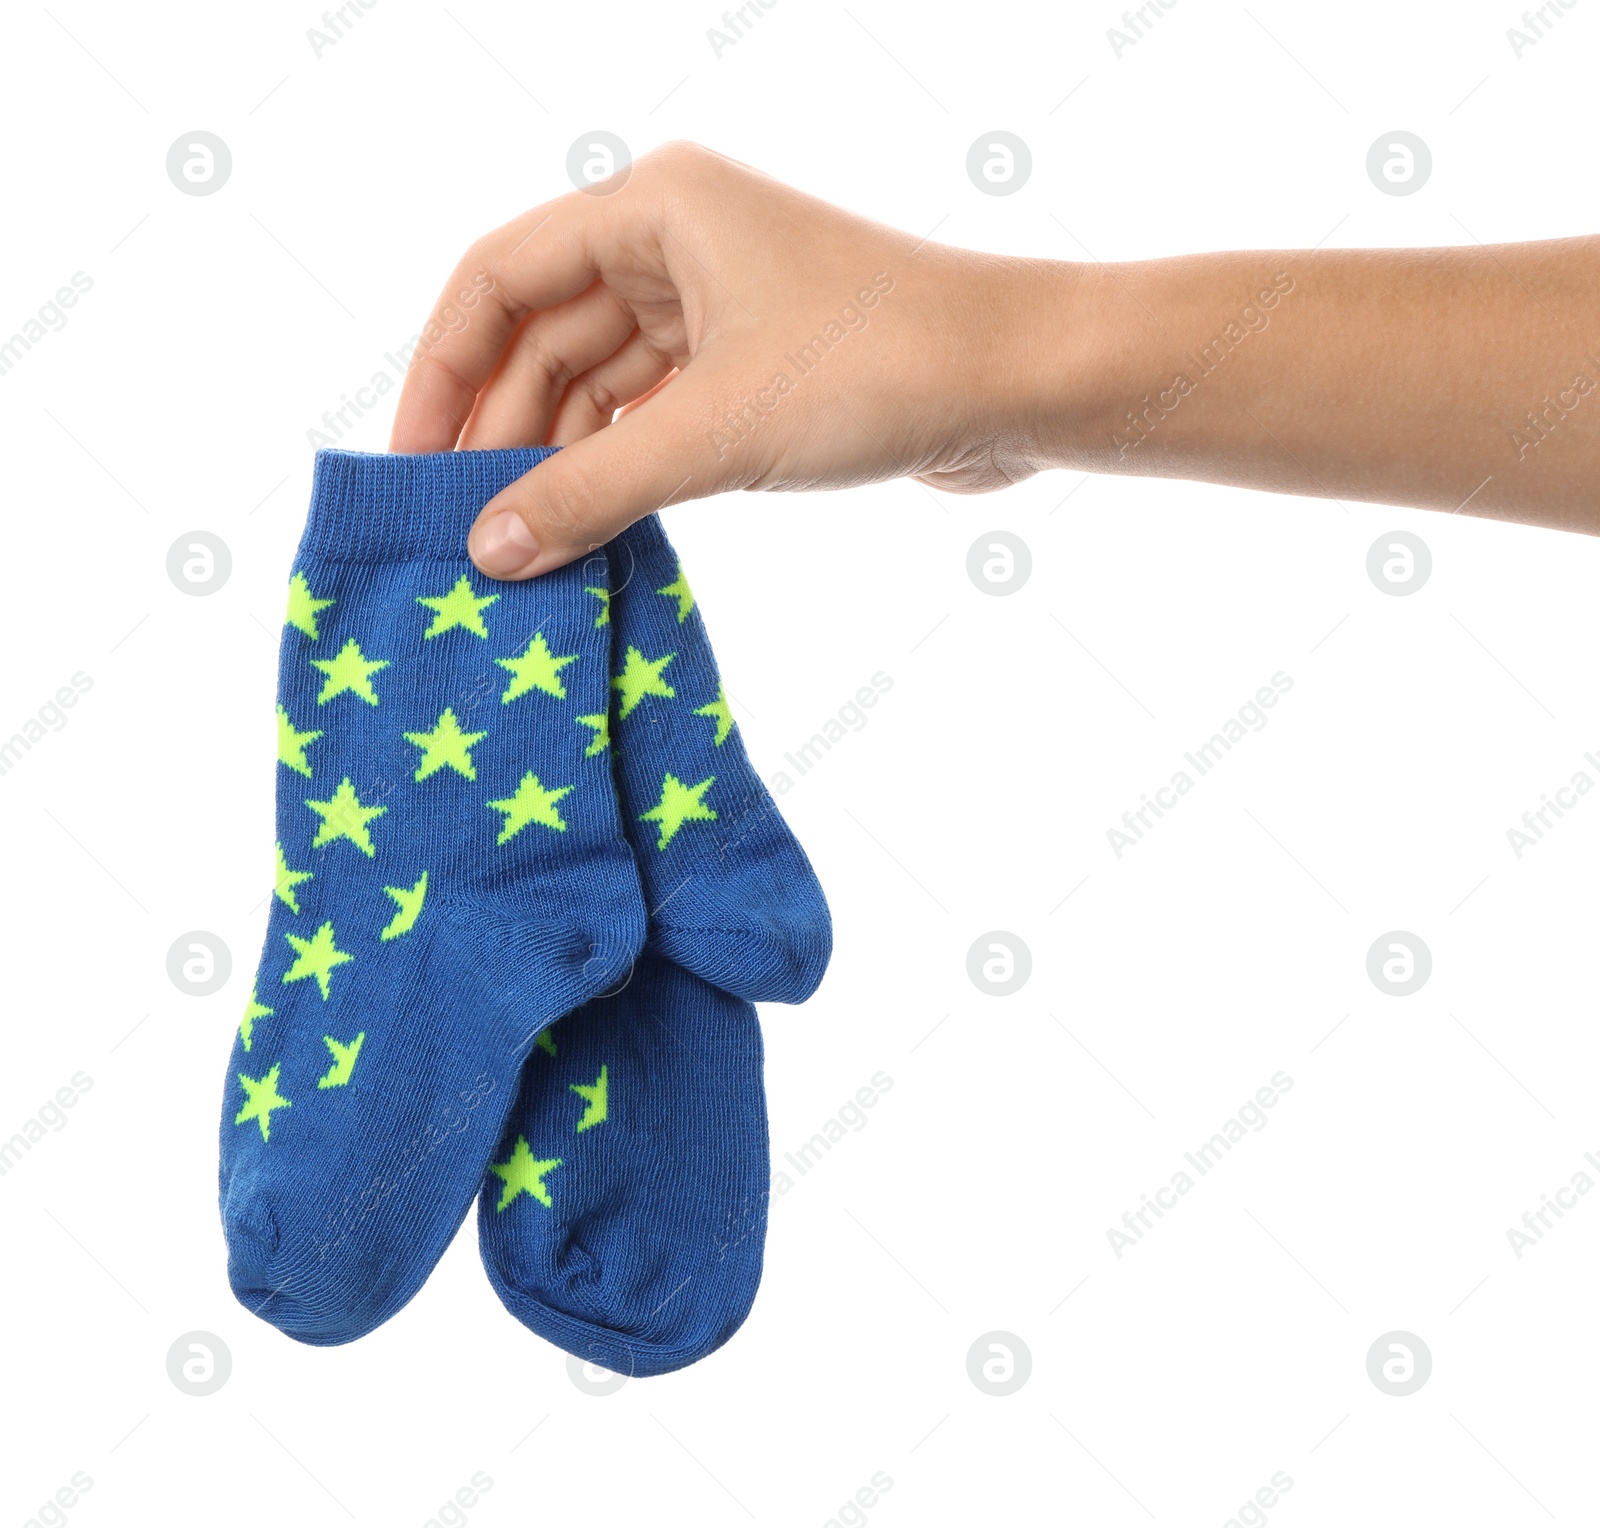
[640,139,717,184]
[524,331,574,395]
[409,346,475,408]
[650,139,703,166]
[576,372,619,418]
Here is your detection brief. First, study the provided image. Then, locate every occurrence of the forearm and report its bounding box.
[406,144,1600,574]
[1018,237,1600,534]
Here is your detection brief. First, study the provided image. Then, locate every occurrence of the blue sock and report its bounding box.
[479,952,767,1376]
[220,447,645,1345]
[479,515,830,1374]
[605,512,832,1003]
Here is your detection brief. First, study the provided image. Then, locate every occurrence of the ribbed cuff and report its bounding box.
[299,447,560,563]
[615,507,670,561]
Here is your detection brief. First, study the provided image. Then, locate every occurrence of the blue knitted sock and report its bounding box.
[220,447,645,1346]
[478,515,830,1374]
[479,953,767,1377]
[605,513,832,1003]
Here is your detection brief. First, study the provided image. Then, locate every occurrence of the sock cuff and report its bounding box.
[613,512,670,570]
[300,448,559,564]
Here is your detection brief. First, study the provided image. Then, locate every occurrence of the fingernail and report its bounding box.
[470,510,541,578]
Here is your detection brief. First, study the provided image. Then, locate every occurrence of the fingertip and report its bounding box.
[389,354,475,455]
[468,506,542,580]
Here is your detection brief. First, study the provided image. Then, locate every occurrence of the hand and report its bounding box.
[393,141,1600,564]
[389,142,1062,579]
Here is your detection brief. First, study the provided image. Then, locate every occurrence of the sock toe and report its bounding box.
[482,1223,762,1378]
[222,1202,302,1334]
[222,1213,395,1346]
[479,954,769,1376]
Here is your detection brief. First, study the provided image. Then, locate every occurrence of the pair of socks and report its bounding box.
[218,447,829,1375]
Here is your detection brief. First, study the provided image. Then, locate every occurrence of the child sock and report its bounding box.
[605,513,832,1002]
[220,447,645,1345]
[478,516,829,1373]
[478,952,768,1377]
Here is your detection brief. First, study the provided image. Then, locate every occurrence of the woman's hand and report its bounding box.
[389,141,1066,579]
[393,140,1600,572]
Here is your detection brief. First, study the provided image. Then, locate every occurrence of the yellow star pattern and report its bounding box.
[405,708,488,782]
[694,683,735,747]
[639,773,717,850]
[235,1064,291,1142]
[240,983,273,1053]
[570,1065,608,1133]
[657,561,696,623]
[417,576,499,639]
[612,646,675,718]
[277,705,322,777]
[488,773,573,844]
[305,778,387,858]
[498,634,579,703]
[379,872,428,942]
[285,572,333,640]
[316,1032,365,1090]
[576,711,610,757]
[311,639,389,706]
[282,921,354,1000]
[274,842,313,913]
[489,1136,562,1210]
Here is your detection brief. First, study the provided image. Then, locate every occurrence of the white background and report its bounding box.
[3,1,1599,1523]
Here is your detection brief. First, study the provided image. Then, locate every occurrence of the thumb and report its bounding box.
[466,371,735,579]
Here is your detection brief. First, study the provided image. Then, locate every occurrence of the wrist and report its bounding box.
[964,255,1140,475]
[1009,257,1156,473]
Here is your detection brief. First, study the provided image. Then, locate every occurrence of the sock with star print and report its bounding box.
[478,952,768,1376]
[476,514,830,1374]
[603,512,832,1002]
[220,447,645,1346]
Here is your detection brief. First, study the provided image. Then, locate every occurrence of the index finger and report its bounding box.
[389,191,630,453]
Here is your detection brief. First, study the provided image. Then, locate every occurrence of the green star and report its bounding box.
[488,773,573,844]
[306,778,387,858]
[276,705,323,777]
[285,572,333,640]
[417,575,499,639]
[576,711,610,758]
[405,708,487,782]
[586,586,611,627]
[535,1029,558,1057]
[657,561,696,623]
[498,634,579,703]
[380,871,428,942]
[240,983,273,1053]
[311,638,389,706]
[571,1065,608,1133]
[612,645,675,718]
[488,1136,562,1211]
[235,1063,291,1142]
[317,1031,366,1090]
[282,920,354,1000]
[274,842,313,913]
[640,773,717,850]
[694,683,735,747]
